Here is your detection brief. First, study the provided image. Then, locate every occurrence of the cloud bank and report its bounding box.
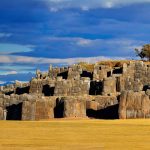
[0,0,150,81]
[0,55,132,67]
[46,0,150,10]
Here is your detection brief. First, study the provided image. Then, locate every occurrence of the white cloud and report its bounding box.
[50,7,58,12]
[0,55,132,66]
[0,43,34,54]
[0,81,6,84]
[48,37,144,54]
[0,81,15,85]
[46,0,150,10]
[5,71,18,75]
[81,6,89,11]
[76,39,92,46]
[0,33,12,38]
[0,70,18,75]
[0,38,144,69]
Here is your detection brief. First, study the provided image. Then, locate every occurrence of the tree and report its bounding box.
[135,44,150,61]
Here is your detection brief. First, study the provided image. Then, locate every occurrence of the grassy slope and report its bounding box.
[0,119,150,150]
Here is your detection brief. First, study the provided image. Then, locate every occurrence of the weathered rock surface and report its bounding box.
[12,95,55,121]
[86,96,118,110]
[119,91,150,119]
[0,107,3,120]
[102,77,116,96]
[63,97,86,118]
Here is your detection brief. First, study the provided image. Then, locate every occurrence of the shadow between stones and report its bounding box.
[6,103,23,120]
[86,104,119,119]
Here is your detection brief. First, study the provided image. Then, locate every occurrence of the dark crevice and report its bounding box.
[116,77,120,92]
[117,95,121,102]
[89,81,103,95]
[80,71,93,80]
[6,103,22,120]
[5,91,14,95]
[57,71,68,79]
[15,86,30,95]
[113,67,123,74]
[42,84,54,96]
[54,99,64,118]
[86,104,119,119]
[143,85,150,91]
[107,71,111,77]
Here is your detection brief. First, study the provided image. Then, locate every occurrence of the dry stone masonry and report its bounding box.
[0,61,150,120]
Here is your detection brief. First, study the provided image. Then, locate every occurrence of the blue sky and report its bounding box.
[0,0,150,83]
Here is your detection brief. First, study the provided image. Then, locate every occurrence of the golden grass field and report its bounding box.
[0,119,150,150]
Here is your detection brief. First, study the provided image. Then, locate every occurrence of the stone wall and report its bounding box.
[0,107,3,120]
[119,91,150,119]
[86,96,118,110]
[54,77,90,96]
[119,62,150,92]
[63,97,86,118]
[93,64,111,81]
[22,98,55,120]
[1,61,150,120]
[22,101,36,120]
[67,66,81,80]
[102,77,116,96]
[0,93,120,120]
[29,79,43,94]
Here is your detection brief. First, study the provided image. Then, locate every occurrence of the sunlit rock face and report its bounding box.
[119,91,150,119]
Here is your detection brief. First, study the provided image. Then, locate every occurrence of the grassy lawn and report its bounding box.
[0,119,150,150]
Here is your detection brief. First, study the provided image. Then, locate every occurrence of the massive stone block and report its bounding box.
[93,64,111,81]
[29,79,43,94]
[54,78,90,96]
[0,107,4,120]
[63,97,86,118]
[22,101,36,120]
[102,77,116,96]
[86,100,99,110]
[35,99,54,120]
[119,91,150,119]
[86,96,119,119]
[67,66,81,80]
[86,96,118,110]
[22,97,55,120]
